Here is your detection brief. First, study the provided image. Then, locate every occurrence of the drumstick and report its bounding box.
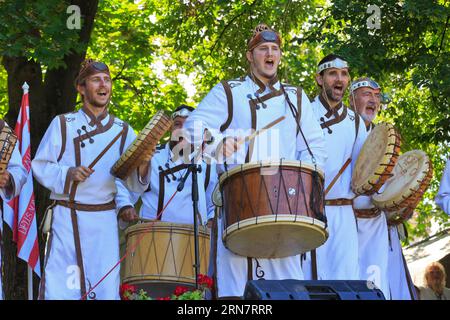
[237,116,286,147]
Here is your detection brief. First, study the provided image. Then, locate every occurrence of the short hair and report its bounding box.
[424,261,447,287]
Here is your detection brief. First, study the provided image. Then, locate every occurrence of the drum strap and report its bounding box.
[220,80,234,133]
[204,164,211,190]
[247,258,253,281]
[324,158,352,196]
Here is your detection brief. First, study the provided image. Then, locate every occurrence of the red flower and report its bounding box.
[157,296,171,300]
[174,286,189,297]
[120,283,136,300]
[197,274,213,289]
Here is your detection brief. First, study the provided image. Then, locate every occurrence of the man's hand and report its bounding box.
[68,166,94,182]
[217,136,244,159]
[119,206,139,222]
[137,145,156,180]
[0,171,12,189]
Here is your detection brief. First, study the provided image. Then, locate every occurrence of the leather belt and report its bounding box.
[354,207,382,218]
[325,198,353,206]
[56,200,116,212]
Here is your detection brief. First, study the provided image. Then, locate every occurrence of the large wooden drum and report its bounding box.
[219,160,327,259]
[122,221,210,298]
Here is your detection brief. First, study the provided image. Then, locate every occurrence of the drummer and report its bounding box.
[350,77,417,300]
[183,23,326,299]
[31,59,151,300]
[302,55,369,282]
[115,104,217,227]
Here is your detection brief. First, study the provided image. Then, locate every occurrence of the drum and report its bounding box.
[372,150,433,225]
[0,121,17,174]
[219,160,327,259]
[122,221,210,298]
[352,123,401,197]
[111,110,172,179]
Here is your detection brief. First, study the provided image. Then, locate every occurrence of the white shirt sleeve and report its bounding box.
[435,158,450,215]
[0,136,27,200]
[31,116,72,195]
[296,90,327,170]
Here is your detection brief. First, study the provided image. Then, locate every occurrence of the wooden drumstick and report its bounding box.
[237,115,286,147]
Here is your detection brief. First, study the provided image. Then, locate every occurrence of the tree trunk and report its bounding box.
[1,0,99,299]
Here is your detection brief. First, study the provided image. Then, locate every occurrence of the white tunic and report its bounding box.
[302,95,368,281]
[354,124,390,299]
[31,109,148,300]
[388,225,418,299]
[435,158,450,215]
[115,143,217,225]
[0,121,28,300]
[184,75,327,298]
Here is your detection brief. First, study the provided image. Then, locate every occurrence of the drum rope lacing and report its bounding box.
[80,188,180,300]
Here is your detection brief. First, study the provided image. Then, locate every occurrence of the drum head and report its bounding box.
[223,215,328,259]
[372,150,432,211]
[352,123,401,195]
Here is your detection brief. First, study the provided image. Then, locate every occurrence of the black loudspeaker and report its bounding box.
[244,280,385,300]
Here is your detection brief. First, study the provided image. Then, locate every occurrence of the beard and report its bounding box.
[324,86,342,103]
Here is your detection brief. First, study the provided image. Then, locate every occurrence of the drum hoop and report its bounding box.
[125,221,210,237]
[352,123,401,195]
[372,150,433,210]
[218,160,324,187]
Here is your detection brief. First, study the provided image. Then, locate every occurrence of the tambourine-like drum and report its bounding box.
[219,161,327,259]
[352,123,401,218]
[372,150,433,225]
[0,121,17,174]
[352,123,401,198]
[111,110,172,179]
[122,221,210,298]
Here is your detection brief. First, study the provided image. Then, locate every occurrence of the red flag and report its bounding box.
[3,82,41,276]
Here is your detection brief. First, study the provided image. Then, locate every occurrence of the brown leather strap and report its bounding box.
[247,258,253,281]
[325,198,353,206]
[119,122,129,155]
[324,158,352,196]
[88,128,125,170]
[70,208,87,299]
[56,200,115,212]
[311,249,318,280]
[354,207,381,218]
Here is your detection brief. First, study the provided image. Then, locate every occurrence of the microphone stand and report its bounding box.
[177,153,202,290]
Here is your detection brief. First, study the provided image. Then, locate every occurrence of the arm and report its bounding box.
[0,141,27,200]
[296,90,327,170]
[435,158,450,215]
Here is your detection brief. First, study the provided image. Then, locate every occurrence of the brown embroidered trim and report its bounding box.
[204,164,211,190]
[63,169,71,195]
[211,210,219,299]
[318,94,343,118]
[119,122,129,155]
[81,107,108,127]
[320,105,348,130]
[246,100,257,163]
[57,115,67,162]
[70,208,87,299]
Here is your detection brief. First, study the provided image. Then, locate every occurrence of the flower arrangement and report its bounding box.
[120,274,214,300]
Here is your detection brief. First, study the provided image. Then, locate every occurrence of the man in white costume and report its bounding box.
[302,54,368,281]
[349,77,390,299]
[0,120,27,300]
[115,104,217,226]
[351,77,417,299]
[32,59,150,300]
[184,24,327,299]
